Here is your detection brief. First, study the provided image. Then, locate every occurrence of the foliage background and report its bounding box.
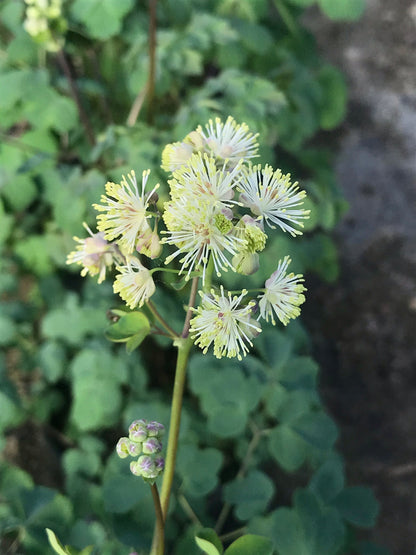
[0,0,389,554]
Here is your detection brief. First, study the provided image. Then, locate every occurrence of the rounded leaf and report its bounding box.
[225,534,273,555]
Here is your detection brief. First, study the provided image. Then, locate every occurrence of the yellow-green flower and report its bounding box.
[197,116,259,167]
[162,198,245,282]
[168,153,241,212]
[93,170,159,254]
[258,257,306,325]
[113,257,156,309]
[190,287,261,360]
[239,165,310,235]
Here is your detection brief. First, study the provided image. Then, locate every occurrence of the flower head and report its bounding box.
[24,0,65,52]
[93,170,159,254]
[113,257,156,309]
[258,256,306,325]
[197,116,259,167]
[239,165,310,235]
[190,287,261,360]
[66,222,122,283]
[162,198,245,283]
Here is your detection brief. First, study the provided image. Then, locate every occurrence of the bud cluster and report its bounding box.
[116,419,165,483]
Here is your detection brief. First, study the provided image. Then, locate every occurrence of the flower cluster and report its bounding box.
[67,116,309,359]
[116,419,165,483]
[24,0,66,52]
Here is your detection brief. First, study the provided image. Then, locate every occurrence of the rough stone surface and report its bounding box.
[304,1,416,553]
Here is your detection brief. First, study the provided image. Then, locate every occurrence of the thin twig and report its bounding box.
[215,426,266,534]
[178,493,202,525]
[219,527,247,543]
[147,300,179,338]
[56,49,95,145]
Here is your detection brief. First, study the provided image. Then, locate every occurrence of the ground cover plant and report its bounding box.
[0,0,390,554]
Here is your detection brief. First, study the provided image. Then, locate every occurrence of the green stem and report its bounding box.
[160,335,193,517]
[149,483,165,555]
[215,425,266,533]
[146,300,178,338]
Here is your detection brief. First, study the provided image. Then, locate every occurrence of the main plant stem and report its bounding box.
[160,276,199,518]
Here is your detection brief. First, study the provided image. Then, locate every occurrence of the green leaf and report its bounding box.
[332,486,379,528]
[318,66,347,129]
[195,537,222,555]
[70,347,127,431]
[42,296,107,345]
[195,529,223,555]
[224,471,274,521]
[318,0,365,20]
[0,391,21,432]
[70,0,134,39]
[0,315,17,346]
[309,454,345,503]
[292,412,338,450]
[0,200,13,246]
[294,490,345,555]
[38,341,66,383]
[225,535,273,555]
[46,528,71,555]
[103,473,148,514]
[268,425,307,471]
[177,444,223,497]
[22,487,73,541]
[285,0,314,5]
[188,355,264,438]
[255,329,294,370]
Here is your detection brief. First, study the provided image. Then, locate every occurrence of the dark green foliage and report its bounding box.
[0,0,386,554]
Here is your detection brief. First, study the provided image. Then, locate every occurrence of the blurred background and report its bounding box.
[1,0,415,553]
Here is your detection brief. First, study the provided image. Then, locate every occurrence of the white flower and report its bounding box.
[169,152,242,211]
[113,257,156,309]
[93,170,159,254]
[238,165,310,235]
[162,198,245,283]
[66,222,122,283]
[197,116,259,167]
[190,287,261,360]
[258,257,306,325]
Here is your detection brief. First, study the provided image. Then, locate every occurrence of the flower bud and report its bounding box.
[136,225,162,259]
[142,438,163,455]
[116,437,131,459]
[127,441,141,457]
[155,457,165,471]
[136,455,158,480]
[130,460,141,476]
[146,421,165,438]
[129,420,148,443]
[232,251,260,275]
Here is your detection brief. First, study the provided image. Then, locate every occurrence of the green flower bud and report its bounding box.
[116,437,131,459]
[142,438,162,455]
